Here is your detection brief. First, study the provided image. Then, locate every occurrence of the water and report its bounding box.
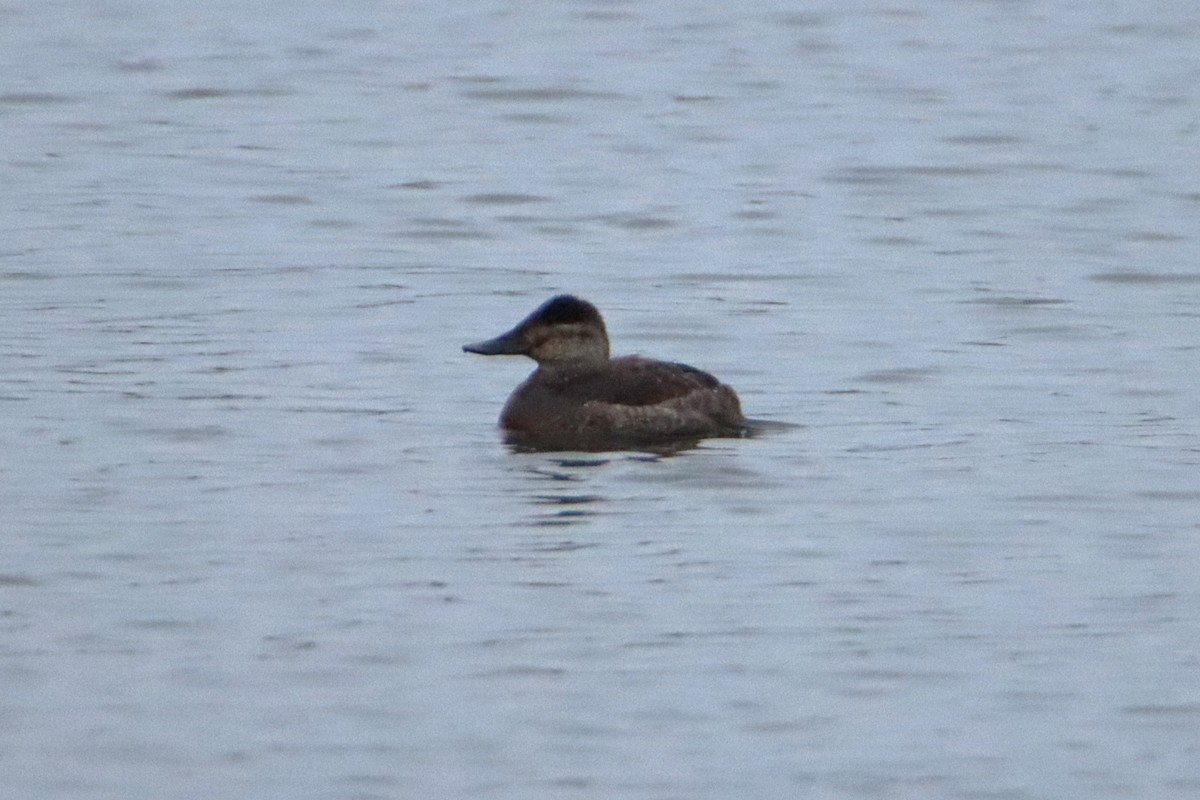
[3,1,1200,798]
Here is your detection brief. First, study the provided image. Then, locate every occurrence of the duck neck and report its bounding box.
[535,349,608,377]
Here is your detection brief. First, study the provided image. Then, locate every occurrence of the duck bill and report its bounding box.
[463,326,527,356]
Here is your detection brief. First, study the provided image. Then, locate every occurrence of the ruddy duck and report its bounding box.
[464,295,746,450]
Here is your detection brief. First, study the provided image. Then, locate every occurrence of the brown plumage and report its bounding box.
[464,295,746,450]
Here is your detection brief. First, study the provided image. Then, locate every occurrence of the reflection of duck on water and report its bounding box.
[464,295,747,451]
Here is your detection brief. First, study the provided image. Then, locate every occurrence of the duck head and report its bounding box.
[463,295,610,367]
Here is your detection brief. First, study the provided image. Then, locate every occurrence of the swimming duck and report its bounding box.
[464,295,746,450]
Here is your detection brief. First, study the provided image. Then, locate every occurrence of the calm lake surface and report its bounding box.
[3,1,1200,798]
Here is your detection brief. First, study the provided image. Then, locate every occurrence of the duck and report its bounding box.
[463,295,746,450]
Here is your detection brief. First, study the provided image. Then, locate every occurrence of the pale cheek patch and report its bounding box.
[531,325,590,361]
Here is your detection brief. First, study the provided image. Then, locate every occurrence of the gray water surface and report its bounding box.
[3,1,1200,798]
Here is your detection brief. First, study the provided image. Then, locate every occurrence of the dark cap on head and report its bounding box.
[530,295,602,326]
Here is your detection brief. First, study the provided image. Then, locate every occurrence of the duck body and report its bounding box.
[464,295,745,450]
